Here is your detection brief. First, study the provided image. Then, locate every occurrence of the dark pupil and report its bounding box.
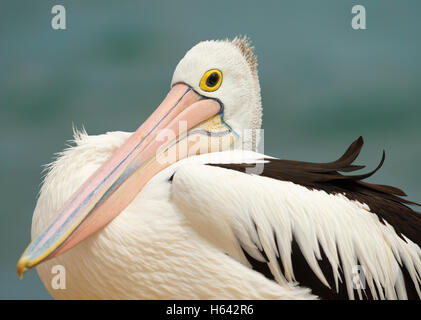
[206,72,219,87]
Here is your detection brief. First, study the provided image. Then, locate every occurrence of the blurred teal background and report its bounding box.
[1,0,420,299]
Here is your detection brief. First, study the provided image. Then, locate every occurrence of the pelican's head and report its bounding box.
[171,37,262,149]
[17,37,262,277]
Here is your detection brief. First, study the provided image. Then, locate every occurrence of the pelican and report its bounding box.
[17,37,421,300]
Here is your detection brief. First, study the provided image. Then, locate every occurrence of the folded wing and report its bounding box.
[171,138,421,300]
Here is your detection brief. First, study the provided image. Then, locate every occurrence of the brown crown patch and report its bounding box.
[230,36,258,77]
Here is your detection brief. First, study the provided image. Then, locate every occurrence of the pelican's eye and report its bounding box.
[199,69,222,92]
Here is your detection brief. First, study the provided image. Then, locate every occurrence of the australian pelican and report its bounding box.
[17,38,421,300]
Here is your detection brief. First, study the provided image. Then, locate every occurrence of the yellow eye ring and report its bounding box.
[199,69,223,92]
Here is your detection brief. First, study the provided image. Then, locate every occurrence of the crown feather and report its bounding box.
[230,36,258,77]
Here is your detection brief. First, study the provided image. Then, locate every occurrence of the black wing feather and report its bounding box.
[209,137,421,300]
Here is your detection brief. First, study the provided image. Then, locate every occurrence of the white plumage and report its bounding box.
[20,38,421,300]
[32,130,315,299]
[173,164,421,300]
[32,129,421,299]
